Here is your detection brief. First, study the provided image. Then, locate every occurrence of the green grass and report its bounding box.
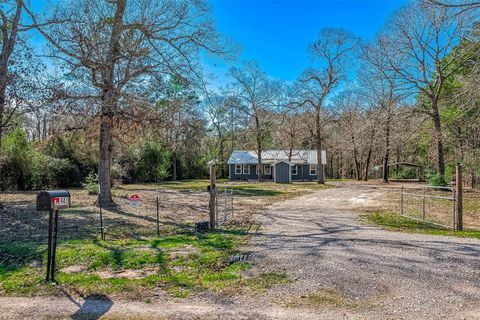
[0,230,254,298]
[289,287,380,309]
[242,271,288,293]
[1,179,331,299]
[155,179,228,191]
[304,288,353,307]
[151,179,331,198]
[364,211,480,239]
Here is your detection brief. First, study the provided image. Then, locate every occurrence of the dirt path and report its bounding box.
[250,184,480,319]
[2,184,480,319]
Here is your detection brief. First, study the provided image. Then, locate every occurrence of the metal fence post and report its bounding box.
[224,185,227,223]
[400,186,404,216]
[452,188,456,230]
[422,186,426,220]
[456,163,463,231]
[156,189,160,237]
[46,209,54,282]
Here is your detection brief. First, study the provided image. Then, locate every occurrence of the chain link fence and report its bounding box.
[0,187,220,246]
[215,184,234,226]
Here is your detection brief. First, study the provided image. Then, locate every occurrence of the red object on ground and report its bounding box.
[129,194,140,201]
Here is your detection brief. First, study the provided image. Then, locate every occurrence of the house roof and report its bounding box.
[227,150,321,165]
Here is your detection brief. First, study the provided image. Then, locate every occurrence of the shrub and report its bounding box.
[83,173,99,195]
[392,167,418,180]
[426,170,447,186]
[0,129,34,190]
[31,154,82,189]
[137,140,170,182]
[0,129,82,190]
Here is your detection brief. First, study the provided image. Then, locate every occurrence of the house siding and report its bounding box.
[229,164,274,180]
[228,163,318,182]
[229,164,257,180]
[291,164,318,181]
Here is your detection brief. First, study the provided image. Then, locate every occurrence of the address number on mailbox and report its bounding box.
[52,197,69,209]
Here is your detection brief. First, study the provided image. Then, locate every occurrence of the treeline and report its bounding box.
[0,1,479,200]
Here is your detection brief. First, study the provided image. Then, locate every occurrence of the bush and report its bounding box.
[31,154,82,189]
[118,139,170,183]
[0,129,34,190]
[0,129,82,190]
[392,167,418,180]
[83,173,98,195]
[426,170,447,186]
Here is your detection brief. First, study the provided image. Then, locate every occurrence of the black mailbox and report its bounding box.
[36,190,71,211]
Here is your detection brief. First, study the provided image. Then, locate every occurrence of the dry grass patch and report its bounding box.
[289,287,382,310]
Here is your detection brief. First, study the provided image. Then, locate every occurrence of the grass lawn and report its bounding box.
[0,229,287,299]
[152,179,330,196]
[1,180,325,299]
[363,211,480,239]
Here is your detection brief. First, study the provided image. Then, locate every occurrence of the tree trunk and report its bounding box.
[172,151,177,181]
[0,1,22,153]
[98,0,127,207]
[383,113,391,183]
[98,102,114,206]
[349,132,361,181]
[254,114,264,182]
[364,148,372,181]
[0,93,4,151]
[315,107,324,184]
[431,100,446,177]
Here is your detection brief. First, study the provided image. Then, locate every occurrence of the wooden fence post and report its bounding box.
[209,163,217,229]
[456,163,463,231]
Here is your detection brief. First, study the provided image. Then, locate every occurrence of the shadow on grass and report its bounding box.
[232,186,285,197]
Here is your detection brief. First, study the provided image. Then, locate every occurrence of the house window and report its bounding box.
[309,164,317,175]
[235,164,242,174]
[292,165,298,175]
[263,165,271,175]
[243,164,250,175]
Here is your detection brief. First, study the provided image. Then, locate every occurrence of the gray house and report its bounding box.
[227,150,325,183]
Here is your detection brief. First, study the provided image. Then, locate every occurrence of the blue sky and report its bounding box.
[30,0,406,86]
[204,0,406,86]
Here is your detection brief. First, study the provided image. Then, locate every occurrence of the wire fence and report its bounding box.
[215,185,234,226]
[0,187,224,245]
[400,185,456,229]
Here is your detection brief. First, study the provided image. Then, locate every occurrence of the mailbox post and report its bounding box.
[36,190,70,283]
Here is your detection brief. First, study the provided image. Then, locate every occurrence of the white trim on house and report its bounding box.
[235,164,242,174]
[243,164,250,175]
[291,165,298,175]
[309,164,317,175]
[263,164,271,175]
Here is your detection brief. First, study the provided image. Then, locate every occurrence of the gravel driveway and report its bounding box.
[2,184,480,319]
[249,184,480,319]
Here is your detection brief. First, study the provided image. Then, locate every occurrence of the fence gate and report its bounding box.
[215,185,234,226]
[400,185,457,229]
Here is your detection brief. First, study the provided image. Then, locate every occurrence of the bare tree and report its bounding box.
[204,91,232,178]
[228,61,281,182]
[381,2,471,180]
[361,37,405,183]
[426,0,480,13]
[29,0,234,205]
[0,0,25,150]
[297,28,359,184]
